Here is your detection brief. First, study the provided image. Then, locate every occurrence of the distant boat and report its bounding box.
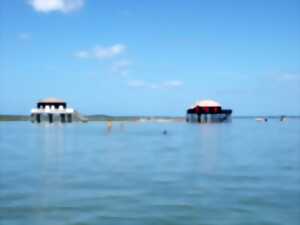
[256,117,268,122]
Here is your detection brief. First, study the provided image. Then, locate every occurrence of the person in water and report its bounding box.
[107,121,112,132]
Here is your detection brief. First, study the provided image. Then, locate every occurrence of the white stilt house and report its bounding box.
[30,97,75,123]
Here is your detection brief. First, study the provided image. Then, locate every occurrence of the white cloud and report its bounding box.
[111,60,131,76]
[74,50,90,59]
[128,80,183,89]
[163,80,183,88]
[128,80,146,88]
[279,73,300,81]
[19,33,31,40]
[28,0,84,13]
[94,44,126,59]
[75,44,126,60]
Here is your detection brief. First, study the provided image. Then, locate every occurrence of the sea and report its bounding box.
[0,119,299,225]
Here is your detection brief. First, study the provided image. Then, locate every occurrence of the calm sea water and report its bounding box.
[0,120,299,225]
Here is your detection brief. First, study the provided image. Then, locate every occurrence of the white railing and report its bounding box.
[31,108,74,114]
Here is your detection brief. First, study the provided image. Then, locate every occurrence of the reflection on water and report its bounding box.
[198,124,221,174]
[40,125,65,218]
[0,120,300,225]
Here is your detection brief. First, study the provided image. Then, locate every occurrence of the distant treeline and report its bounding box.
[87,115,139,121]
[233,115,300,119]
[0,114,184,122]
[86,115,184,122]
[0,114,299,122]
[0,115,30,121]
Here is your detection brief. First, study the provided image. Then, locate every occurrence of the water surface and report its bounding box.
[0,120,299,225]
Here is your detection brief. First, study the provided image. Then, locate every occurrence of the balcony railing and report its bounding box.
[31,108,74,114]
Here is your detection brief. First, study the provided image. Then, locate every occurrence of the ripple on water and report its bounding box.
[0,121,300,225]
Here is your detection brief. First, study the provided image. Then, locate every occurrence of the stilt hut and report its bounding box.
[186,100,232,123]
[30,97,74,123]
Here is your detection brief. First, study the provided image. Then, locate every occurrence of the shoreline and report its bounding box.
[0,115,185,122]
[1,115,300,122]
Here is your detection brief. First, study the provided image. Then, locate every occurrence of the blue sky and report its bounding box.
[0,0,299,116]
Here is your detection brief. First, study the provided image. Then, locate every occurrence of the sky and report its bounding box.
[0,0,300,116]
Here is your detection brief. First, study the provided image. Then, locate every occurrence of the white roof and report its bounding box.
[192,99,221,108]
[38,97,65,103]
